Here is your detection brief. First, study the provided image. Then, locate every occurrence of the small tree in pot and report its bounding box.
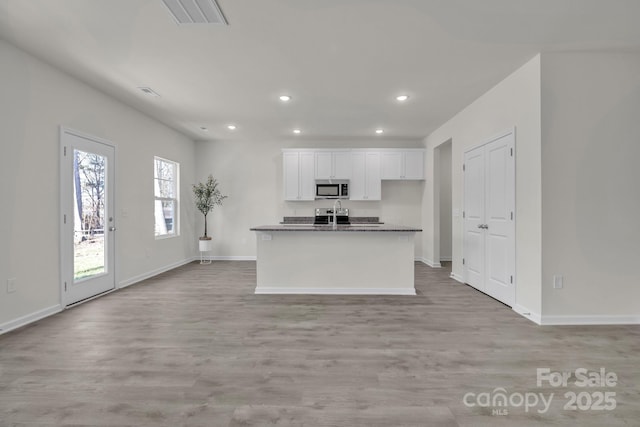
[193,175,227,240]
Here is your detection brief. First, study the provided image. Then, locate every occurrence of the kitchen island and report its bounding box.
[249,224,422,295]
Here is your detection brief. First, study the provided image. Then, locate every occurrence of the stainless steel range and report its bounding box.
[314,207,350,225]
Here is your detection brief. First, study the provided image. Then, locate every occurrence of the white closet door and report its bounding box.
[463,146,485,290]
[483,134,515,306]
[463,131,515,307]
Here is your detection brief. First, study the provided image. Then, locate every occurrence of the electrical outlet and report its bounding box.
[7,278,17,293]
[553,275,564,289]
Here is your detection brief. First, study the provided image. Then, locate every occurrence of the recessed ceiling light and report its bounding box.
[279,95,292,102]
[138,87,160,97]
[396,95,409,102]
[375,129,384,134]
[293,129,301,134]
[200,126,209,131]
[227,124,237,130]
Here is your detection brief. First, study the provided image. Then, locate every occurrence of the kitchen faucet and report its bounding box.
[332,200,342,229]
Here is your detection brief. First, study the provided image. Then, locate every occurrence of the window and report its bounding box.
[154,156,179,238]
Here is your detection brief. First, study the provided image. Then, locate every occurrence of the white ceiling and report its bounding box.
[1,0,640,142]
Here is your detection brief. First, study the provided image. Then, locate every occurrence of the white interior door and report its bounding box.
[463,131,515,306]
[60,128,116,306]
[484,135,515,306]
[463,146,485,289]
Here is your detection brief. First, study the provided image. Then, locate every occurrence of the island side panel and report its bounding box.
[254,231,415,295]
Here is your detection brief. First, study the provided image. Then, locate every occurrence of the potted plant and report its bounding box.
[193,175,227,249]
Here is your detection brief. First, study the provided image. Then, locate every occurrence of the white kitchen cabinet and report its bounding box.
[350,151,381,201]
[381,152,403,179]
[283,150,315,201]
[380,149,425,180]
[403,150,425,179]
[315,150,351,179]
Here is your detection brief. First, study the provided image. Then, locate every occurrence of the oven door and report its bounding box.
[316,184,339,198]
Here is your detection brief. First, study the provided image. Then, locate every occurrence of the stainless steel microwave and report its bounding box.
[315,181,349,199]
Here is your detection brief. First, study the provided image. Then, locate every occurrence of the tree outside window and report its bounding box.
[154,157,179,237]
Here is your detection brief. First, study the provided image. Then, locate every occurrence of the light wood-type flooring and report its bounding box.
[1,261,638,426]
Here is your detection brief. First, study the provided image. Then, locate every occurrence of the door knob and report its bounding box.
[109,227,116,232]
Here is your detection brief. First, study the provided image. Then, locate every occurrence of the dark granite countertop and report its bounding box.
[250,224,422,232]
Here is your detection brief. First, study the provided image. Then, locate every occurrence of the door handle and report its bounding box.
[477,224,488,229]
[109,227,116,232]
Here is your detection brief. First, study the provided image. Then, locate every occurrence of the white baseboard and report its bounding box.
[418,258,442,268]
[0,257,198,335]
[513,304,542,325]
[512,306,640,326]
[449,272,464,283]
[118,257,195,289]
[0,304,62,335]
[255,287,416,295]
[440,256,452,262]
[200,255,257,261]
[540,314,640,326]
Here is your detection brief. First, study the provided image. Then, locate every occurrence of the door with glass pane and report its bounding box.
[60,128,115,306]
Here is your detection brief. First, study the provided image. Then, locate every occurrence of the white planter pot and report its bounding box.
[199,239,213,252]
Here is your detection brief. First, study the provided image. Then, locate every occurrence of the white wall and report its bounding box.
[437,141,452,262]
[0,40,197,329]
[423,55,542,317]
[540,52,640,320]
[195,139,425,259]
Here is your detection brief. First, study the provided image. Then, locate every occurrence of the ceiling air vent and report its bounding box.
[138,87,161,97]
[161,0,228,25]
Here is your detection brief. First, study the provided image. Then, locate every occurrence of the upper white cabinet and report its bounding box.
[380,152,403,179]
[381,149,425,180]
[315,150,351,179]
[350,151,381,201]
[283,147,422,201]
[283,150,315,201]
[403,150,425,179]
